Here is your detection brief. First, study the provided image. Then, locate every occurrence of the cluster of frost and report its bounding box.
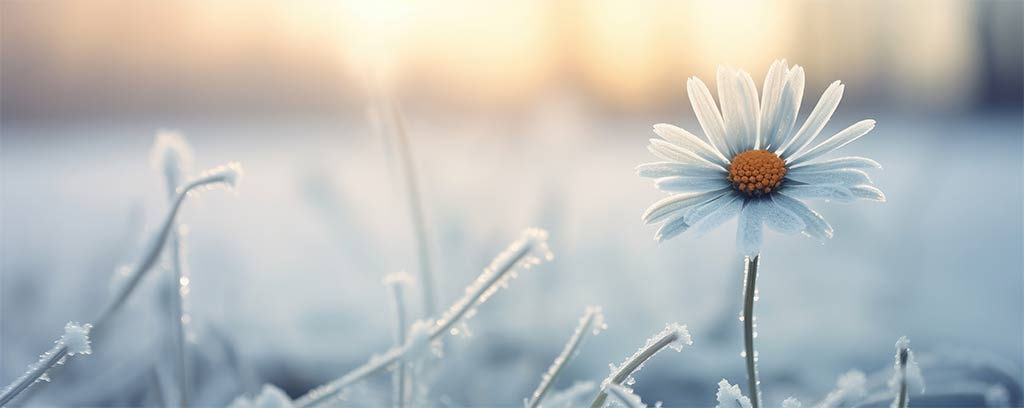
[888,336,925,395]
[433,228,552,337]
[402,319,441,362]
[715,379,752,408]
[60,322,93,356]
[781,397,802,408]
[817,370,867,408]
[185,162,245,194]
[228,384,294,408]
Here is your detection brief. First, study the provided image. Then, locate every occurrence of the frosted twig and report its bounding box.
[588,323,692,408]
[295,229,553,408]
[526,306,606,408]
[742,255,762,408]
[0,323,92,406]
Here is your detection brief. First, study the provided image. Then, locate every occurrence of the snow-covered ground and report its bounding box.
[1,106,1021,406]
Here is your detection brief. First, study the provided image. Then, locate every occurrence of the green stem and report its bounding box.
[743,255,761,408]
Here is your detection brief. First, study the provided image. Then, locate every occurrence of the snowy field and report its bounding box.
[1,106,1021,406]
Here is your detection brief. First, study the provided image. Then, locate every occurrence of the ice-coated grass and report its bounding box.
[526,306,606,408]
[715,379,752,408]
[0,322,93,406]
[588,323,692,408]
[292,228,553,408]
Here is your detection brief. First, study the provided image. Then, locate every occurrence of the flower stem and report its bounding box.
[743,254,761,408]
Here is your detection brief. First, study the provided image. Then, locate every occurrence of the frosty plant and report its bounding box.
[889,336,924,408]
[293,228,553,408]
[638,60,885,407]
[526,306,606,408]
[0,158,242,406]
[589,323,692,408]
[150,130,196,407]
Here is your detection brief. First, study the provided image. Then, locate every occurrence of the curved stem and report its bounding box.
[0,345,68,406]
[527,308,599,408]
[743,255,761,408]
[588,329,682,408]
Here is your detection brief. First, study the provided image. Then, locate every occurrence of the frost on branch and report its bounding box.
[601,323,692,390]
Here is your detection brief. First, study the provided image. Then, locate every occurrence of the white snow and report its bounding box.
[60,322,92,356]
[715,379,752,408]
[228,384,293,408]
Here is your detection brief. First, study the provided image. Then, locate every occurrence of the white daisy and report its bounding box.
[638,60,885,256]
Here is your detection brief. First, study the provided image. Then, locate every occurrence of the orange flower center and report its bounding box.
[727,149,787,197]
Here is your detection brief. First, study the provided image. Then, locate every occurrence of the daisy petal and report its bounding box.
[655,176,731,193]
[779,184,855,202]
[691,193,745,238]
[785,168,872,187]
[761,198,806,234]
[765,66,804,151]
[779,81,844,159]
[737,200,765,256]
[653,123,730,166]
[642,190,727,224]
[655,214,690,242]
[789,156,881,172]
[759,60,788,149]
[772,193,834,240]
[684,192,741,225]
[718,67,760,154]
[687,77,732,158]
[636,162,726,178]
[788,119,876,166]
[648,139,721,168]
[849,184,886,202]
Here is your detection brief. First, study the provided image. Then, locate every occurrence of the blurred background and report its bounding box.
[2,0,1022,406]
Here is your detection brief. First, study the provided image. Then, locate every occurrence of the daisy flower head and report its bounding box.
[638,60,884,256]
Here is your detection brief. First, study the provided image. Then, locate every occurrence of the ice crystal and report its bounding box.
[715,379,752,408]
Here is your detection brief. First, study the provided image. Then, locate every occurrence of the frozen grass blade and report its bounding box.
[588,323,692,408]
[95,162,243,331]
[384,272,413,408]
[378,99,438,316]
[606,384,648,408]
[741,255,762,408]
[0,323,92,406]
[294,228,553,408]
[151,131,195,407]
[526,306,606,408]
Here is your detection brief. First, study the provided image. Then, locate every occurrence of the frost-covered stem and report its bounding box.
[296,230,549,408]
[0,345,68,406]
[168,230,190,407]
[388,101,437,316]
[430,244,529,339]
[895,348,908,408]
[606,385,646,408]
[527,308,602,408]
[388,281,409,408]
[94,170,237,338]
[743,255,762,408]
[588,329,684,408]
